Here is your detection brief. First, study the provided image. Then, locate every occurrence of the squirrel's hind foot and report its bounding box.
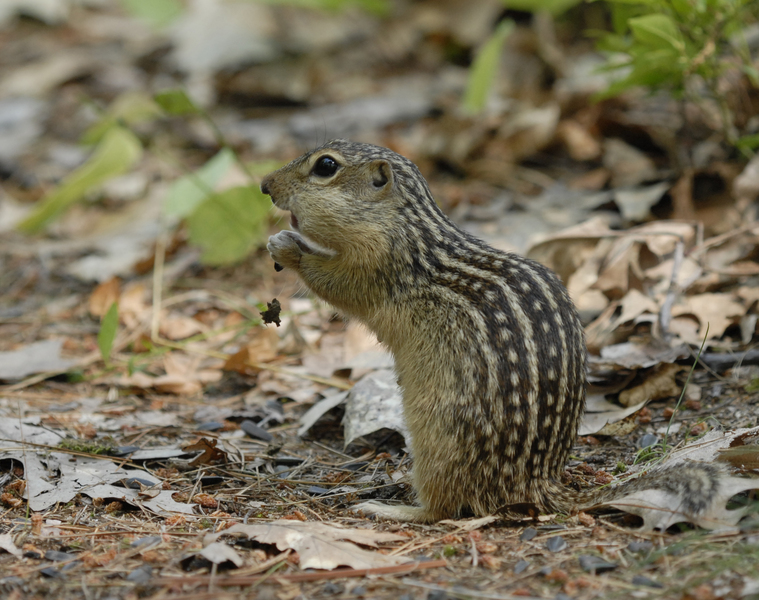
[353,500,433,523]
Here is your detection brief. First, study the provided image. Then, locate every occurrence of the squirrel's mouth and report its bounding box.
[290,213,299,231]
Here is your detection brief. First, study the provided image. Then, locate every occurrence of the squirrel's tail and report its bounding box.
[542,462,751,530]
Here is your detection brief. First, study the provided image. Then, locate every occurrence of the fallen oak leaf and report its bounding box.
[184,437,227,466]
[204,520,410,570]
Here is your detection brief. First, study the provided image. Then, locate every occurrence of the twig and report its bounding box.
[151,558,447,587]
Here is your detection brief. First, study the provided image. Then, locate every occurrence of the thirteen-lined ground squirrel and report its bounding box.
[262,140,731,523]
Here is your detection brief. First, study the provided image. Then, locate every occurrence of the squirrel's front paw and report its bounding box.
[268,230,336,271]
[267,230,305,271]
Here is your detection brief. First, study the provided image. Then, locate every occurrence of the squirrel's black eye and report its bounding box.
[312,156,339,177]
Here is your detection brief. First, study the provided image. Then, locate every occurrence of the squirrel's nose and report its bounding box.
[260,176,271,197]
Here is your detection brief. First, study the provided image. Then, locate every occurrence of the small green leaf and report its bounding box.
[498,0,582,15]
[736,133,759,152]
[187,185,271,264]
[462,20,514,115]
[81,92,162,145]
[120,0,183,28]
[18,127,143,233]
[98,302,120,367]
[154,89,200,116]
[670,0,691,16]
[629,14,684,51]
[163,148,237,218]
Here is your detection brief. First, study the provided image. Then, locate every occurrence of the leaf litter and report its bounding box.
[1,1,759,599]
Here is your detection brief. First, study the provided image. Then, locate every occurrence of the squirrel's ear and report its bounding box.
[369,160,392,189]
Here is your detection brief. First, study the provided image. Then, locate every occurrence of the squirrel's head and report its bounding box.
[261,140,434,263]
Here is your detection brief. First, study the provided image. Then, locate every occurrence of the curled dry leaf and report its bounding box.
[204,520,410,570]
[184,437,228,466]
[618,363,682,408]
[88,276,121,318]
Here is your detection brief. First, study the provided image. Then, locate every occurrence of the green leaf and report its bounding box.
[629,14,684,51]
[81,93,162,145]
[17,127,143,233]
[594,32,632,53]
[162,148,237,218]
[154,89,200,116]
[98,302,120,367]
[670,0,692,16]
[255,0,390,16]
[736,133,759,152]
[499,0,582,15]
[462,20,514,116]
[120,0,183,28]
[187,185,271,265]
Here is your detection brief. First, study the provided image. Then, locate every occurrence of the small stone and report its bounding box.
[350,585,367,596]
[638,433,659,449]
[632,575,664,588]
[44,550,76,562]
[628,541,653,553]
[123,477,155,489]
[130,536,162,548]
[546,536,567,552]
[240,420,273,442]
[322,582,344,595]
[427,591,449,600]
[196,421,224,431]
[520,527,538,541]
[579,554,618,573]
[126,565,152,584]
[513,559,530,574]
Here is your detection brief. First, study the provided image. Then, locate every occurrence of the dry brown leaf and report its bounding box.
[160,314,207,340]
[89,277,121,318]
[671,293,745,341]
[279,319,309,355]
[618,363,682,407]
[636,221,695,257]
[584,290,659,353]
[596,415,639,436]
[204,521,410,570]
[116,353,222,394]
[594,240,638,298]
[185,438,228,466]
[603,138,656,188]
[557,119,601,161]
[119,283,150,329]
[224,327,281,374]
[527,215,614,282]
[644,256,703,297]
[568,167,610,191]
